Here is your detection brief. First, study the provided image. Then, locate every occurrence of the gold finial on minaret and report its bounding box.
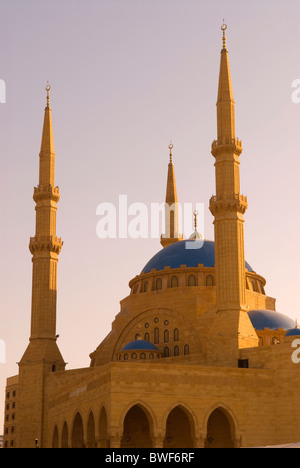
[221,20,227,50]
[168,140,173,164]
[193,210,198,229]
[46,81,51,108]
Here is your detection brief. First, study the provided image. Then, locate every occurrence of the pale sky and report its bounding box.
[0,0,299,428]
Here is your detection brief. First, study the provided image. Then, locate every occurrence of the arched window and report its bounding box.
[206,274,214,286]
[272,337,280,345]
[149,353,154,359]
[154,327,159,344]
[124,353,128,360]
[164,347,169,358]
[144,332,150,342]
[174,328,179,341]
[140,353,146,359]
[135,333,141,340]
[143,281,148,292]
[131,353,137,359]
[184,344,190,355]
[164,330,169,343]
[174,346,179,356]
[171,276,178,288]
[188,275,196,286]
[156,278,162,290]
[258,337,263,347]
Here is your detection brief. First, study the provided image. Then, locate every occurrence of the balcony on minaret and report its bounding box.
[211,137,242,157]
[29,235,63,255]
[209,193,248,216]
[33,184,60,203]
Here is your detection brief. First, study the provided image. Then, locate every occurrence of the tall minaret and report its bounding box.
[209,24,258,363]
[18,85,65,448]
[161,142,183,248]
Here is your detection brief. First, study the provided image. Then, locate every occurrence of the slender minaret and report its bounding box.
[209,24,258,363]
[17,85,65,448]
[161,142,183,247]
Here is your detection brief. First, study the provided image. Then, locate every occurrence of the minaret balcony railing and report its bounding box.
[211,137,243,156]
[209,193,248,215]
[29,235,63,255]
[33,185,60,203]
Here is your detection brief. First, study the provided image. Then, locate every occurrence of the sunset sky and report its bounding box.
[0,0,299,427]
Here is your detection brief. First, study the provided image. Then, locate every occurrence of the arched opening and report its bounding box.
[121,405,153,448]
[188,275,196,286]
[205,408,235,448]
[163,406,194,448]
[206,274,214,286]
[71,412,85,448]
[171,276,178,288]
[61,421,68,448]
[87,411,96,448]
[99,407,109,448]
[52,425,59,448]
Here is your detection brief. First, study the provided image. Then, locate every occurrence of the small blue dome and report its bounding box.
[285,328,300,337]
[142,239,253,274]
[248,309,295,331]
[122,340,158,351]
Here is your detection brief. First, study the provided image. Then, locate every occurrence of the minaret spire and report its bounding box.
[209,25,258,363]
[161,142,183,248]
[17,85,65,448]
[21,84,64,355]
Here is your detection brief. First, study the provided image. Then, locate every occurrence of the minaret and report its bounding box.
[161,142,183,247]
[209,24,258,363]
[17,85,65,448]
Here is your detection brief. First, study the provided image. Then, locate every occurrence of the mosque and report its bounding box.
[3,25,300,448]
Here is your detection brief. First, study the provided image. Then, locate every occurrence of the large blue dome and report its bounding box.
[248,309,295,331]
[142,239,254,274]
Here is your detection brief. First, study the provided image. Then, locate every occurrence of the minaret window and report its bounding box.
[164,330,169,343]
[174,328,179,341]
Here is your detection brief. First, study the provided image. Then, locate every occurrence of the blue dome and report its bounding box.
[122,340,158,351]
[285,328,300,337]
[142,239,254,273]
[248,309,295,331]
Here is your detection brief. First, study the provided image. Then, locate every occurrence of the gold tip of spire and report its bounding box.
[168,140,173,164]
[46,81,51,108]
[193,210,198,230]
[221,20,227,50]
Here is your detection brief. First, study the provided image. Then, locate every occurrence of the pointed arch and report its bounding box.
[99,406,109,448]
[87,411,96,448]
[203,403,237,448]
[120,401,156,448]
[71,411,85,448]
[61,421,69,448]
[162,403,196,448]
[52,425,59,448]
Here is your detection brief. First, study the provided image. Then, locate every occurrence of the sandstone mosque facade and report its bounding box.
[3,25,300,448]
